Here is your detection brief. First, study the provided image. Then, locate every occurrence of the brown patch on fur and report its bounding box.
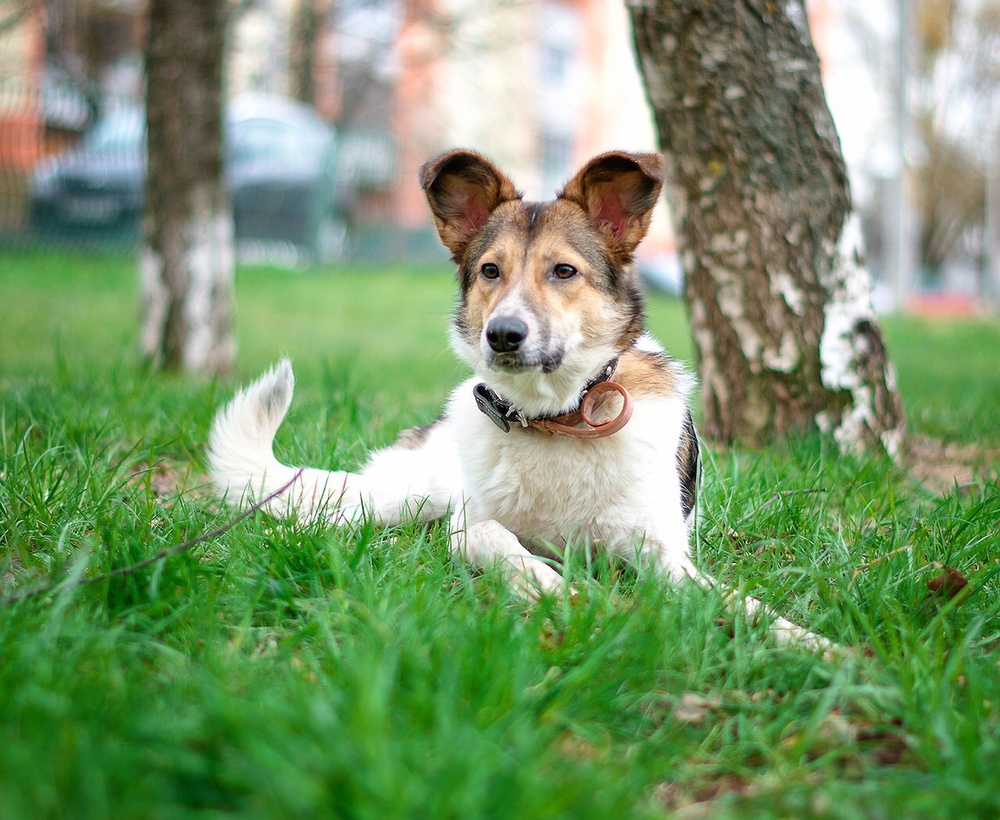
[613,350,700,515]
[394,416,444,450]
[614,348,683,399]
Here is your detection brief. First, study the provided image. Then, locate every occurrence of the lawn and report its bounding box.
[1,247,999,818]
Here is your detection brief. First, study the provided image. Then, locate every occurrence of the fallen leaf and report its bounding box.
[926,563,969,600]
[556,732,604,760]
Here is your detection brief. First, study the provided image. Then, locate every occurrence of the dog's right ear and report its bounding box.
[420,150,521,259]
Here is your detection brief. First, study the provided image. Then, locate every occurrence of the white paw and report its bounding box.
[503,555,566,601]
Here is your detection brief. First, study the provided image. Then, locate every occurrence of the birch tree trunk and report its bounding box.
[628,0,905,454]
[290,0,320,106]
[141,0,234,375]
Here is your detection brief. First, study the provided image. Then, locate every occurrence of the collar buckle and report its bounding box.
[473,383,526,433]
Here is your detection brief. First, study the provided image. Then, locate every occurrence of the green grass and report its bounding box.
[880,316,1000,443]
[1,247,999,818]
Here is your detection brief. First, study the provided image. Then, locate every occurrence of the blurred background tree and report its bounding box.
[141,0,233,375]
[911,0,1000,292]
[844,0,1000,301]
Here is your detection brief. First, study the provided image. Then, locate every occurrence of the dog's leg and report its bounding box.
[449,510,565,600]
[692,570,831,650]
[644,535,832,652]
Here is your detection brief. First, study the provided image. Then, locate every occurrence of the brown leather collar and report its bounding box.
[472,358,634,439]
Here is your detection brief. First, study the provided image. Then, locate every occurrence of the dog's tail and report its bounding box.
[207,359,348,521]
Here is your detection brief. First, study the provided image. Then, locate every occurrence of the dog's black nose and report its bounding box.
[486,316,528,353]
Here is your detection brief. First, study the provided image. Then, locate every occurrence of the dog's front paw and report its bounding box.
[767,615,845,659]
[453,519,571,602]
[503,554,568,602]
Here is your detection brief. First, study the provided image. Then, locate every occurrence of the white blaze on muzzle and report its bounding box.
[482,288,544,359]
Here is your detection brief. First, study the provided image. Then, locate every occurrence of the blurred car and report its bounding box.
[29,93,345,262]
[228,94,345,262]
[29,105,145,240]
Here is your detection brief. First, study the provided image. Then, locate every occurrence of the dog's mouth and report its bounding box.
[487,350,564,374]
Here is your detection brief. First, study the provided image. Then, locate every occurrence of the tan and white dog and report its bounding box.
[208,149,820,644]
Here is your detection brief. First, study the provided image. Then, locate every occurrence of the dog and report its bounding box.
[208,149,822,646]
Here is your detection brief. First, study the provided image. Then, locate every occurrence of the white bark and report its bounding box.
[180,192,235,372]
[140,186,234,374]
[817,213,903,456]
[142,0,233,376]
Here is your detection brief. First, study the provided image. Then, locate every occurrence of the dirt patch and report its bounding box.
[654,774,757,818]
[126,458,217,505]
[903,436,1000,495]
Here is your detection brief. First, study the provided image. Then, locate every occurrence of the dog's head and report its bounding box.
[420,149,664,415]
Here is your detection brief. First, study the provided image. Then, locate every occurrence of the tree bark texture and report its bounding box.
[141,0,234,375]
[628,0,905,453]
[290,0,321,106]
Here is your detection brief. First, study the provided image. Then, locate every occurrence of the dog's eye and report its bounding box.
[554,264,578,280]
[481,263,500,281]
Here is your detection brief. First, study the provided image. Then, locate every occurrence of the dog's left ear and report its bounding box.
[560,152,664,259]
[420,149,521,259]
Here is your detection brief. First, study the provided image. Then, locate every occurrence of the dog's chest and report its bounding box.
[479,434,620,529]
[457,412,677,546]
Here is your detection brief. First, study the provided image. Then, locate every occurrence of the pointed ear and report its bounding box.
[419,150,521,258]
[559,152,664,258]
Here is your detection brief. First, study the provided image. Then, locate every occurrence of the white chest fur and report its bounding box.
[448,378,689,555]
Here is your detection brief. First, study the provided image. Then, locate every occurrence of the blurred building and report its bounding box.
[0,0,670,259]
[0,0,143,230]
[16,0,989,300]
[254,0,670,258]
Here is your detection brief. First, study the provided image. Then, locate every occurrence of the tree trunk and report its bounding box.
[628,0,905,454]
[141,0,234,375]
[989,132,1000,306]
[290,0,321,106]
